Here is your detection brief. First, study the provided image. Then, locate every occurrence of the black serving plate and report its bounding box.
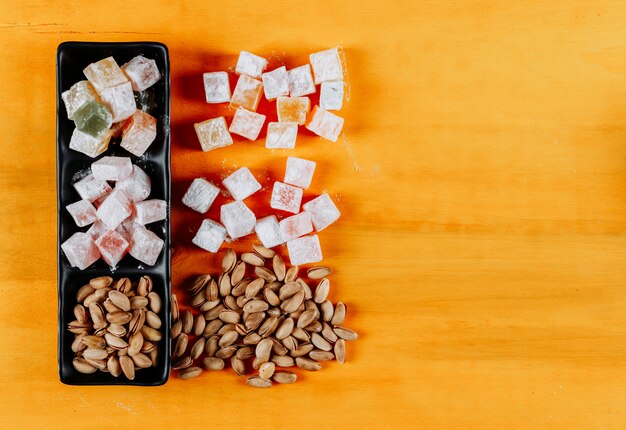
[57,42,171,385]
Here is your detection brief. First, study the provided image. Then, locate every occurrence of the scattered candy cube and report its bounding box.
[91,156,133,181]
[287,234,323,265]
[134,199,167,225]
[320,81,344,111]
[69,127,112,158]
[62,80,99,120]
[229,107,266,140]
[99,81,136,123]
[265,122,298,149]
[120,109,157,157]
[277,96,310,125]
[73,173,112,202]
[288,65,316,97]
[284,156,316,189]
[230,75,263,112]
[203,72,231,104]
[309,48,344,84]
[95,229,129,267]
[279,211,314,242]
[194,117,233,152]
[115,165,151,202]
[61,232,101,270]
[255,215,284,248]
[121,55,161,92]
[83,56,128,94]
[73,101,113,138]
[262,66,289,100]
[235,51,268,78]
[270,181,303,214]
[192,219,227,252]
[129,224,164,266]
[222,167,261,201]
[305,106,344,142]
[96,189,132,229]
[66,199,98,227]
[303,193,341,231]
[220,201,256,239]
[182,178,220,213]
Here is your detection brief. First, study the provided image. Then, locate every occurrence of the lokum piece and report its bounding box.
[230,75,263,112]
[228,107,266,141]
[62,80,99,120]
[261,66,289,100]
[284,157,316,189]
[121,55,161,92]
[220,201,256,239]
[73,101,113,138]
[276,96,310,125]
[309,48,344,84]
[270,181,303,214]
[61,232,101,270]
[222,167,261,201]
[194,117,233,152]
[192,219,227,253]
[129,224,164,266]
[69,127,112,158]
[320,81,344,111]
[134,199,167,225]
[288,65,315,97]
[254,215,284,248]
[203,72,231,104]
[99,81,136,123]
[265,122,298,149]
[115,165,151,202]
[96,189,132,229]
[286,234,323,266]
[305,106,344,142]
[182,178,220,213]
[66,199,98,227]
[235,51,268,78]
[120,110,157,157]
[279,211,314,242]
[91,156,133,181]
[302,193,341,231]
[73,173,112,202]
[83,56,128,94]
[95,229,129,267]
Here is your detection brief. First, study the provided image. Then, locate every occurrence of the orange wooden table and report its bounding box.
[4,1,626,428]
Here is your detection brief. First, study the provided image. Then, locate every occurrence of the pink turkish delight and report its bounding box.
[302,193,341,231]
[121,55,161,92]
[73,173,112,202]
[115,165,151,202]
[91,156,133,181]
[95,229,129,267]
[96,189,132,229]
[134,199,167,225]
[305,106,344,142]
[286,234,323,266]
[279,211,313,242]
[229,107,265,141]
[66,199,98,227]
[120,110,157,157]
[129,224,164,266]
[61,232,101,270]
[284,157,316,189]
[270,181,303,214]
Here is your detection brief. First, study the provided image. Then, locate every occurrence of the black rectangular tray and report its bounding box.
[57,41,171,385]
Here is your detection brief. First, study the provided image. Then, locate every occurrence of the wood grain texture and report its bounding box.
[2,0,626,428]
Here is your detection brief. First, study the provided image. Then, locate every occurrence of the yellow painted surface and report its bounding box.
[2,1,626,428]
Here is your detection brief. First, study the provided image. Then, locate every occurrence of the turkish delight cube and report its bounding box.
[96,189,132,229]
[284,156,316,189]
[220,201,256,239]
[277,96,310,125]
[262,66,289,100]
[83,56,128,94]
[69,127,112,158]
[309,48,344,84]
[255,215,284,248]
[129,224,164,266]
[115,165,151,202]
[194,117,233,152]
[121,55,161,92]
[95,229,129,267]
[134,199,167,225]
[265,122,298,149]
[73,173,112,202]
[120,110,157,157]
[62,80,99,120]
[270,181,303,214]
[182,178,220,213]
[235,51,268,78]
[87,220,108,240]
[320,81,344,111]
[66,199,98,227]
[288,65,316,97]
[303,193,341,231]
[99,81,136,123]
[61,232,101,270]
[192,219,227,253]
[229,107,266,141]
[222,167,261,201]
[287,234,323,266]
[279,211,314,242]
[305,106,344,142]
[91,156,133,181]
[73,101,113,138]
[203,72,231,104]
[230,75,263,112]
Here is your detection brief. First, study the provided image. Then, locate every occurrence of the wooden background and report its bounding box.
[2,1,626,428]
